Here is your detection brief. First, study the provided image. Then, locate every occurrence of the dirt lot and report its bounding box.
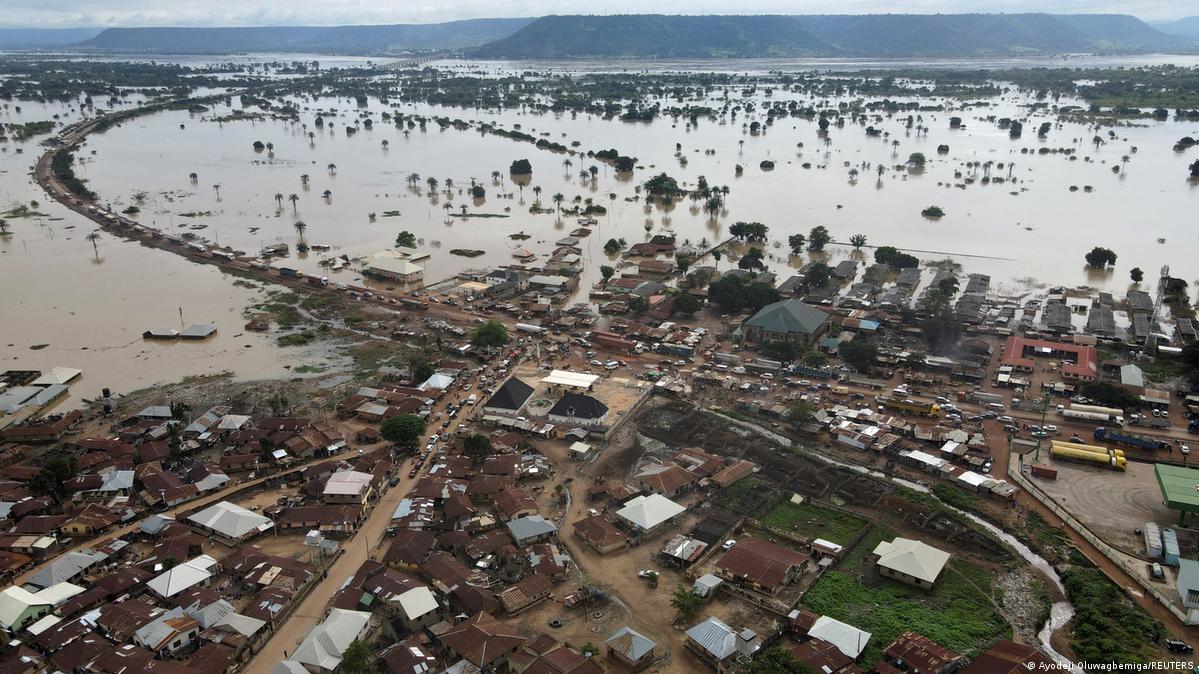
[1033,459,1179,556]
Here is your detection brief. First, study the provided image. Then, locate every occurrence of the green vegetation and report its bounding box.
[381,414,426,448]
[708,275,780,312]
[712,476,772,514]
[760,501,867,546]
[728,221,768,242]
[509,158,532,175]
[276,331,316,347]
[874,246,919,269]
[921,205,946,218]
[51,149,96,201]
[1060,565,1160,666]
[807,226,831,251]
[395,230,416,247]
[470,319,509,348]
[1077,381,1141,410]
[671,293,702,317]
[739,647,814,674]
[804,526,1009,664]
[463,434,493,461]
[838,338,878,373]
[642,172,682,199]
[921,277,962,355]
[1084,246,1118,268]
[930,482,980,511]
[29,457,76,498]
[670,586,703,620]
[1022,511,1069,564]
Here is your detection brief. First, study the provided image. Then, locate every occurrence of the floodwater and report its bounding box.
[0,95,332,408]
[3,55,1199,404]
[75,71,1199,303]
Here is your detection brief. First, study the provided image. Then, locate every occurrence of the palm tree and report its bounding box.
[327,163,337,175]
[293,220,307,243]
[552,193,564,215]
[188,172,198,183]
[491,170,502,184]
[0,219,9,235]
[562,158,573,174]
[288,193,299,214]
[1121,155,1130,173]
[86,231,100,258]
[460,204,468,215]
[407,172,421,187]
[212,184,221,200]
[704,194,723,218]
[274,193,283,209]
[322,190,332,202]
[265,142,274,156]
[426,176,438,191]
[300,174,310,186]
[532,185,542,200]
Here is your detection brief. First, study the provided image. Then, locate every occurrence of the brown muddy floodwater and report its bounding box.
[3,57,1199,406]
[0,96,334,407]
[70,63,1199,305]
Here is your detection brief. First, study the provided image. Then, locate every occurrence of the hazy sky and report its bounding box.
[4,0,1193,28]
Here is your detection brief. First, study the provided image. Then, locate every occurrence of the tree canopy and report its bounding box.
[839,338,878,373]
[708,276,780,312]
[395,230,417,248]
[672,293,702,317]
[29,457,76,498]
[463,434,493,461]
[1084,246,1118,268]
[381,414,426,448]
[808,226,831,251]
[874,246,919,269]
[509,158,532,175]
[471,319,509,348]
[729,221,768,242]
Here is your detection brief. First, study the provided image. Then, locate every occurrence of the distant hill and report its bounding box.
[76,18,533,55]
[0,28,104,49]
[1150,17,1199,39]
[470,14,1197,59]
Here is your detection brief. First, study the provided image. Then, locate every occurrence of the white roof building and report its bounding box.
[292,608,372,672]
[0,586,51,630]
[187,501,274,540]
[148,555,218,598]
[615,494,686,531]
[31,367,82,386]
[872,537,951,586]
[541,370,598,390]
[365,254,424,282]
[418,373,455,391]
[323,471,374,498]
[808,615,872,659]
[394,586,439,623]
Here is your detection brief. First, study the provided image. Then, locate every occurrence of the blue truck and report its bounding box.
[1093,426,1170,451]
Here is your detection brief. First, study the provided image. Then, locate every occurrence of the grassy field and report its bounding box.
[760,501,868,546]
[802,526,1009,664]
[712,477,774,515]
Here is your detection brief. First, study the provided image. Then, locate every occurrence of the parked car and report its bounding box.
[1167,639,1193,654]
[722,539,737,550]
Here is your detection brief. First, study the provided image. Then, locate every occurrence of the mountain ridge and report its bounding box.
[74,18,533,55]
[470,13,1198,59]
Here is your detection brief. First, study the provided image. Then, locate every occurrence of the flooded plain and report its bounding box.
[0,95,332,406]
[3,56,1199,403]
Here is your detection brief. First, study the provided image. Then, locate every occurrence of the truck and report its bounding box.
[1049,445,1126,471]
[398,297,428,311]
[970,391,1006,406]
[1051,440,1124,458]
[1030,464,1058,480]
[880,397,942,417]
[277,266,299,278]
[713,352,742,366]
[1069,403,1124,417]
[1060,409,1124,425]
[655,342,694,358]
[515,323,547,335]
[1093,427,1169,451]
[1130,414,1170,430]
[792,365,833,380]
[592,332,637,352]
[746,358,782,374]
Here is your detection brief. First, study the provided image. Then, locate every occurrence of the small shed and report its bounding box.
[693,574,723,599]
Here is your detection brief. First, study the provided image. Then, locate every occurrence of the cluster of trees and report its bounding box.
[395,230,416,248]
[708,275,781,312]
[642,172,682,198]
[1078,382,1141,410]
[509,158,532,175]
[728,221,768,241]
[921,205,945,218]
[1084,246,1118,268]
[790,226,832,255]
[470,319,509,348]
[1191,159,1199,178]
[51,150,96,201]
[920,277,962,354]
[671,293,702,317]
[738,247,767,271]
[380,414,426,448]
[603,238,627,254]
[838,338,878,373]
[874,246,919,269]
